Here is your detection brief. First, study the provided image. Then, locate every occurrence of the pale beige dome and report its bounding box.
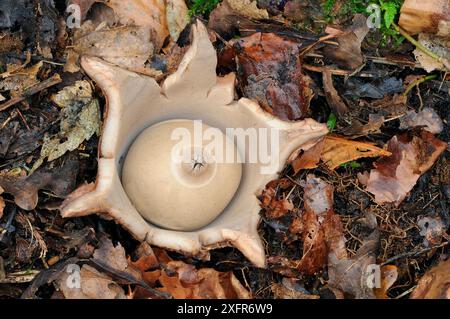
[121,119,242,231]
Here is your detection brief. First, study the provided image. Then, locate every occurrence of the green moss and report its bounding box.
[188,0,221,16]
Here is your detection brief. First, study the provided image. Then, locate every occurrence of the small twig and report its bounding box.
[403,74,438,96]
[0,74,61,112]
[392,22,449,71]
[381,241,449,266]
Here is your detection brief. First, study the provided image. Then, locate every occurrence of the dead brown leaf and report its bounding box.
[328,231,379,299]
[260,178,295,219]
[322,68,348,116]
[292,135,391,173]
[411,259,450,299]
[234,32,314,120]
[366,130,447,205]
[399,107,443,134]
[343,114,385,138]
[322,14,369,70]
[271,278,320,299]
[157,260,252,299]
[0,158,79,210]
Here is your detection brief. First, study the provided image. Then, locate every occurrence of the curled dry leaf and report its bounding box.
[292,135,391,173]
[322,14,369,70]
[234,32,314,120]
[366,130,447,206]
[399,107,444,134]
[0,158,78,210]
[411,259,450,299]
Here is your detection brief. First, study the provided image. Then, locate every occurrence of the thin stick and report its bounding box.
[403,74,438,96]
[0,74,61,112]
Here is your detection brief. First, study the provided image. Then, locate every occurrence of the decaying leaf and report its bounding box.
[65,23,154,73]
[399,107,444,134]
[234,32,313,120]
[417,216,448,247]
[267,176,347,276]
[0,158,79,210]
[157,260,252,299]
[272,278,320,299]
[366,130,447,206]
[31,81,100,173]
[413,33,450,72]
[292,135,391,173]
[322,14,369,70]
[0,61,43,97]
[328,231,379,299]
[260,179,295,219]
[57,264,127,299]
[103,0,169,50]
[411,259,450,299]
[209,0,269,38]
[343,114,385,138]
[322,68,348,116]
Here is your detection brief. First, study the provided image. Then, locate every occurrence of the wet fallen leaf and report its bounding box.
[374,265,398,299]
[366,130,447,205]
[234,32,314,120]
[328,231,379,299]
[322,68,348,116]
[292,135,391,173]
[345,77,403,99]
[0,158,79,210]
[0,61,43,98]
[322,14,369,70]
[31,81,100,173]
[399,107,444,134]
[411,259,450,299]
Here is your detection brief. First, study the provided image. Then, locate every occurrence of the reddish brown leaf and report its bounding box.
[366,130,447,205]
[235,32,314,120]
[260,178,295,219]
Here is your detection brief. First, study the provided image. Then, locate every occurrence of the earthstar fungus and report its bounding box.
[60,21,328,267]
